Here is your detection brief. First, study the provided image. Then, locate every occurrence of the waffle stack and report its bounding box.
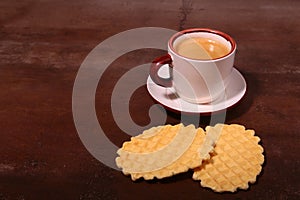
[116,123,264,192]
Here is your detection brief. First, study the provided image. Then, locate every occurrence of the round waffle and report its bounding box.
[192,124,264,192]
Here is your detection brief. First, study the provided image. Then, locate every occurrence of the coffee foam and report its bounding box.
[173,32,232,60]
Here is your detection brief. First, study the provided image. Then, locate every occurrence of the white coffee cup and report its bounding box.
[150,28,236,104]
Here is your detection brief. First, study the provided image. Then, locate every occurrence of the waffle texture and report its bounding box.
[193,124,264,192]
[116,124,216,180]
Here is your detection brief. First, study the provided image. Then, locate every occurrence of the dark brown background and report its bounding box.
[0,0,299,199]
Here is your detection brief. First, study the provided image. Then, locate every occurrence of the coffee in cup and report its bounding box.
[175,36,231,60]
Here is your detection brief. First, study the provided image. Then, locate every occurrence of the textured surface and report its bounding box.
[0,0,299,199]
[116,124,215,180]
[193,124,264,192]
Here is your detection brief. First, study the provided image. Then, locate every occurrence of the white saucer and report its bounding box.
[147,67,246,114]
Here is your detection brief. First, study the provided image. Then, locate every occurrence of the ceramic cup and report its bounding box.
[150,28,236,104]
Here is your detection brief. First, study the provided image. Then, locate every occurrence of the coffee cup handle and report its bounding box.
[150,54,173,87]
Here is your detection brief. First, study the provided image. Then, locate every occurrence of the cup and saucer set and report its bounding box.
[147,28,246,114]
